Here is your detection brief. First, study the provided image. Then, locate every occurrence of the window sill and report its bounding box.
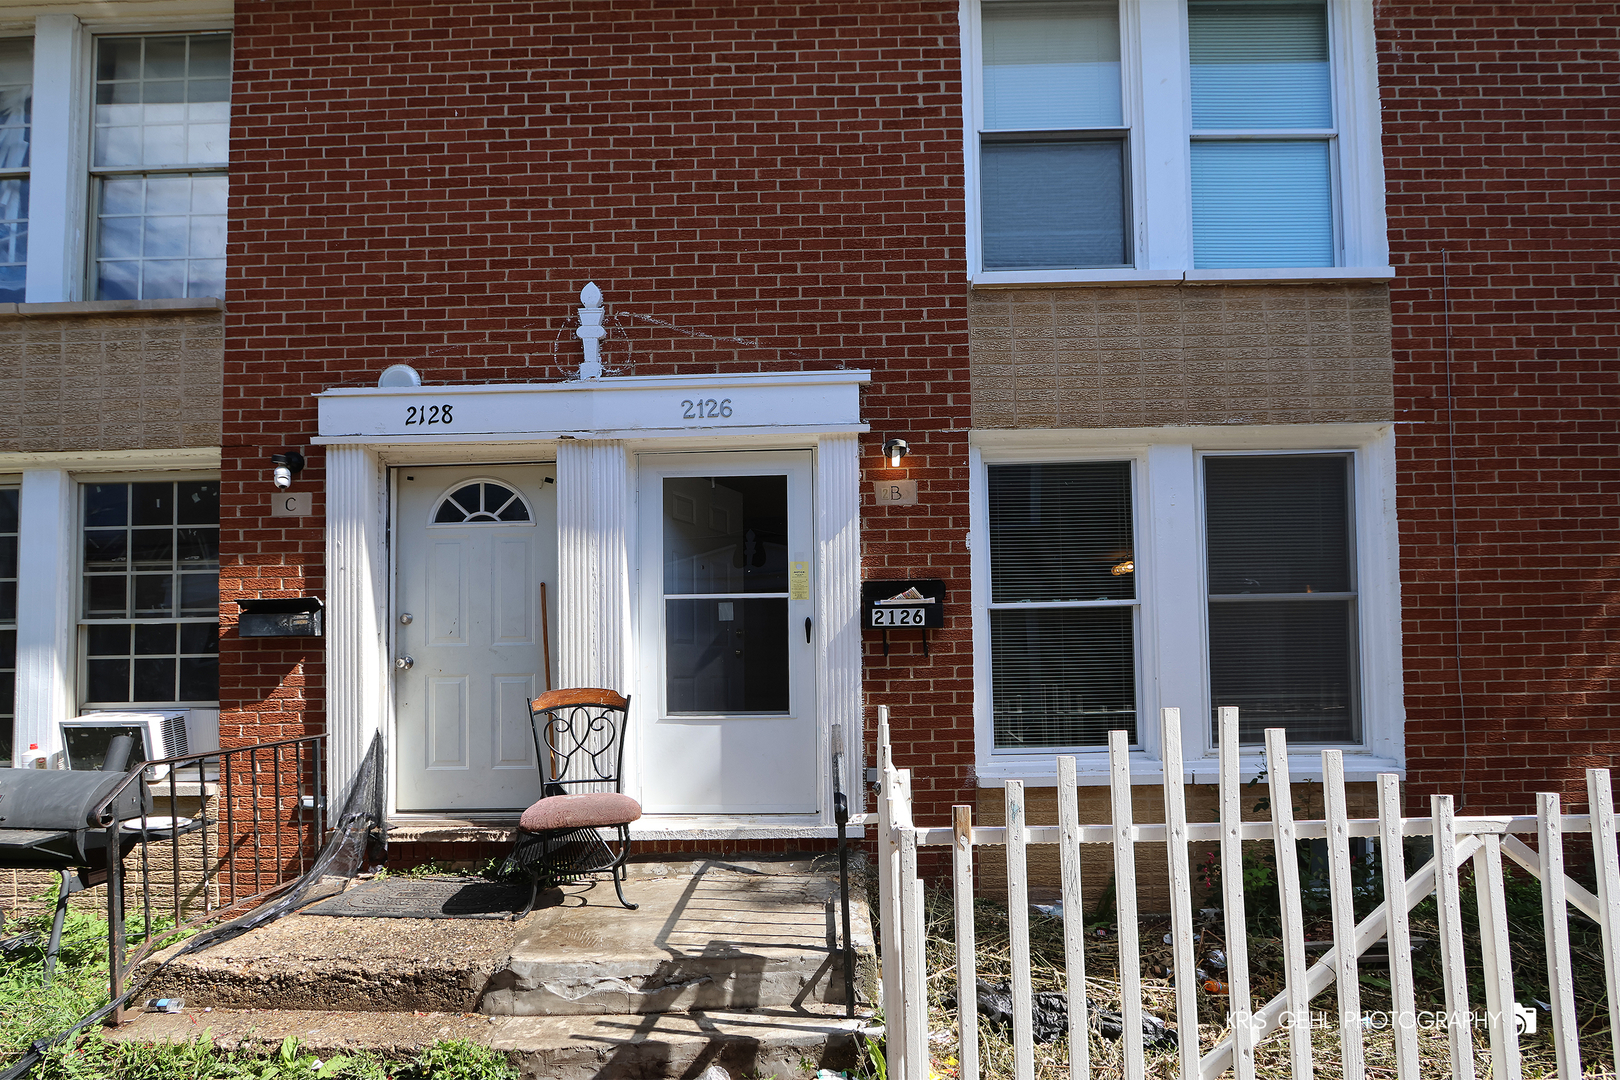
[969,267,1396,289]
[976,753,1405,787]
[0,298,224,319]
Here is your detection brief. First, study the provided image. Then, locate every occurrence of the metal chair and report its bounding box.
[507,688,640,915]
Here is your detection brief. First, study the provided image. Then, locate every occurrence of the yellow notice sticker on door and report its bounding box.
[789,561,810,600]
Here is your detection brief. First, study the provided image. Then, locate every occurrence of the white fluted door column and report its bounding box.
[816,433,863,816]
[325,445,389,808]
[13,469,75,765]
[556,440,633,693]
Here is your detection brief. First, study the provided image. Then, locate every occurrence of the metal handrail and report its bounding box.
[86,734,327,1024]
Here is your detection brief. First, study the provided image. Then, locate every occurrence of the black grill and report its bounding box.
[0,736,148,983]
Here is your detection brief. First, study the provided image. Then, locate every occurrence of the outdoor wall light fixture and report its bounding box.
[270,451,306,490]
[882,438,910,468]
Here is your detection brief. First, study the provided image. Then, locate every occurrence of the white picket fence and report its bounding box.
[873,705,1620,1080]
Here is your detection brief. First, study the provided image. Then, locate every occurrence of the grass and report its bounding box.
[895,860,1619,1080]
[0,885,520,1080]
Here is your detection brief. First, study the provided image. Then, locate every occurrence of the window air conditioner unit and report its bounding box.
[61,711,190,779]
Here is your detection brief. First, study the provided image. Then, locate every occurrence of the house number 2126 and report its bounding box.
[681,398,733,420]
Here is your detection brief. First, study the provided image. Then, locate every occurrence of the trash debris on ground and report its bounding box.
[946,980,1177,1049]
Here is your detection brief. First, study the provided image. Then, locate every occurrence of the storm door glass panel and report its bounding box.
[81,479,219,705]
[663,475,789,714]
[0,488,15,763]
[1206,454,1357,744]
[988,461,1137,748]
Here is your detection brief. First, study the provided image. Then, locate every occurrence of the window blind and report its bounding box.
[981,139,1127,270]
[989,461,1134,603]
[982,1,1121,130]
[1205,454,1358,744]
[1191,140,1332,268]
[1188,1,1334,269]
[990,461,1137,748]
[1189,2,1331,130]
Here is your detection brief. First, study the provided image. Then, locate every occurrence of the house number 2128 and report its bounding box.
[681,398,733,420]
[404,404,454,426]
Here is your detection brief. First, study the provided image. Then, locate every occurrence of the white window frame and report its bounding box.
[75,470,222,711]
[960,0,1390,286]
[19,7,232,304]
[970,423,1403,786]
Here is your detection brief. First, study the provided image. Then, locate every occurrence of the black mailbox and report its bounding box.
[237,597,324,638]
[861,579,946,629]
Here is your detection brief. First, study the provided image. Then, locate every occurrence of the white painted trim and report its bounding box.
[0,447,220,471]
[816,432,863,822]
[325,445,390,811]
[1136,0,1189,271]
[970,424,1404,784]
[1184,266,1395,284]
[1333,0,1391,269]
[555,440,633,694]
[974,754,1405,787]
[318,370,870,443]
[26,14,89,303]
[971,270,1184,288]
[13,469,75,765]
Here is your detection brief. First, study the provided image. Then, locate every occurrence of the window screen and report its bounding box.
[989,461,1137,748]
[1206,454,1357,744]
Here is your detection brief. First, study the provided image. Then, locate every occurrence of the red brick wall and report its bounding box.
[1379,3,1620,814]
[223,3,974,831]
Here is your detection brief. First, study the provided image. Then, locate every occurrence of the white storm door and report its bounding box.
[394,466,558,812]
[637,452,817,816]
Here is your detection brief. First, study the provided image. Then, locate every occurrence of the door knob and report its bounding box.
[395,655,414,670]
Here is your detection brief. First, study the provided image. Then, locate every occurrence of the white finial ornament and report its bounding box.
[576,282,605,379]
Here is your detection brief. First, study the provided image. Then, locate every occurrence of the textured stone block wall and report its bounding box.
[969,283,1393,430]
[0,306,223,454]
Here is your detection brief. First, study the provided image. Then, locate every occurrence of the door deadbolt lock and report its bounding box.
[395,655,414,670]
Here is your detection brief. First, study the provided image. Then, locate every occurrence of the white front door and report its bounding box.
[637,452,818,816]
[394,465,558,812]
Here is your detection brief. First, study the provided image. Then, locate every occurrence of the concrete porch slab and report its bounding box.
[141,854,874,1018]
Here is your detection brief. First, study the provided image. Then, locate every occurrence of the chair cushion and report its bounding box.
[519,792,642,833]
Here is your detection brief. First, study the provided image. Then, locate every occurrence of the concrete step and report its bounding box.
[143,856,876,1017]
[107,1005,876,1080]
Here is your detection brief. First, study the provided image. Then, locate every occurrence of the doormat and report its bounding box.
[301,876,530,920]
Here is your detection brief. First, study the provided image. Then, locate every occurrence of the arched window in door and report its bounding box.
[431,481,532,524]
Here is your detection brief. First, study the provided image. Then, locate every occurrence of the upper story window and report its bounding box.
[979,2,1128,270]
[964,0,1387,283]
[1189,1,1334,268]
[92,34,230,300]
[0,21,230,305]
[0,38,31,303]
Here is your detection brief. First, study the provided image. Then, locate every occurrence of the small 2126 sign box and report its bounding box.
[861,579,945,629]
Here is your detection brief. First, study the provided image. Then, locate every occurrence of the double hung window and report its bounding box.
[80,480,220,707]
[1189,1,1335,267]
[92,34,230,300]
[966,0,1382,278]
[978,2,1128,270]
[988,461,1137,747]
[0,38,30,302]
[0,489,15,761]
[981,443,1387,767]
